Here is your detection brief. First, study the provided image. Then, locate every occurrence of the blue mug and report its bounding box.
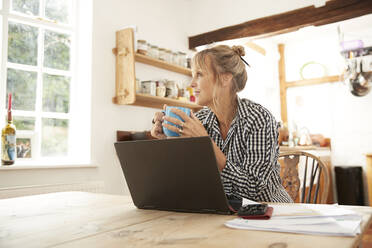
[163,106,191,137]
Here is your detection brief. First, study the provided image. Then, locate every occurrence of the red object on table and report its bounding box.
[239,207,274,220]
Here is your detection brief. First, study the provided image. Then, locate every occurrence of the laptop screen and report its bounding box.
[114,136,233,215]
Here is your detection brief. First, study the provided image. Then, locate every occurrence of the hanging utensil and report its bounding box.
[349,59,371,97]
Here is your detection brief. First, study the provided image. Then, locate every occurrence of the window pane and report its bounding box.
[43,73,70,113]
[41,118,68,156]
[6,68,37,111]
[44,30,70,70]
[11,0,40,16]
[45,0,70,24]
[8,22,38,65]
[17,138,32,158]
[14,116,35,130]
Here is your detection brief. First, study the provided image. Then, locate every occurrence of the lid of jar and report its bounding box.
[137,39,146,43]
[159,48,166,51]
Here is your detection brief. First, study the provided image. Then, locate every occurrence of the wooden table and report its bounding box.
[1,192,372,248]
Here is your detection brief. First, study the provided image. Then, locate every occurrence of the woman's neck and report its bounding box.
[210,94,238,129]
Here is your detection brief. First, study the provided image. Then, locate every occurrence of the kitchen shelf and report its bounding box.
[112,28,200,110]
[135,53,192,76]
[285,75,340,88]
[113,93,201,110]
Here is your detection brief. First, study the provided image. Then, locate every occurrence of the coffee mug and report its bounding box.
[163,106,191,137]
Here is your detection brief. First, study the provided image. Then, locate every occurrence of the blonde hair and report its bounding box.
[192,45,248,112]
[193,45,247,94]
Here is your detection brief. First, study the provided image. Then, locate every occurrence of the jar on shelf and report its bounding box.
[158,48,166,61]
[165,80,178,99]
[137,40,148,55]
[186,54,192,69]
[171,52,178,65]
[176,52,182,66]
[177,52,187,67]
[165,49,172,63]
[141,81,156,96]
[156,81,166,97]
[146,44,153,57]
[178,87,185,100]
[148,45,159,59]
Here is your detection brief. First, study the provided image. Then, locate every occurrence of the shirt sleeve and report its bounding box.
[221,113,288,202]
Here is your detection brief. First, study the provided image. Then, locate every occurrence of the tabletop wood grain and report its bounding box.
[1,192,371,248]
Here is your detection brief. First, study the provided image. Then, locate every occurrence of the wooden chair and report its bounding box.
[279,151,330,204]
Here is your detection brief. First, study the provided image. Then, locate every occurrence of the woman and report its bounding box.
[151,45,292,203]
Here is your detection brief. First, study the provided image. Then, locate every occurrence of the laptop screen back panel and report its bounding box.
[114,137,231,215]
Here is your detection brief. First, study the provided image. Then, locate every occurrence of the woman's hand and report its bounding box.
[162,108,226,171]
[151,105,167,139]
[162,108,208,137]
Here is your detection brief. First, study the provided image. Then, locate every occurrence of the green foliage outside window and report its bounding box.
[11,0,39,16]
[41,118,68,156]
[8,22,38,66]
[6,68,37,111]
[13,116,35,130]
[45,0,70,24]
[43,73,70,113]
[44,30,71,70]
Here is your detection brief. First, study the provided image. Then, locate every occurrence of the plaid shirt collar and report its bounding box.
[202,96,249,127]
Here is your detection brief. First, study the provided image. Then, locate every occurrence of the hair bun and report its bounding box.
[232,45,245,57]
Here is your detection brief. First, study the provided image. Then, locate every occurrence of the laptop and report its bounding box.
[114,136,235,215]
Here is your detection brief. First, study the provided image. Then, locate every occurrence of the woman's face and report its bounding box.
[190,56,215,106]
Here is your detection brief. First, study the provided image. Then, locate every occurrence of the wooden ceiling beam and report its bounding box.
[188,0,372,49]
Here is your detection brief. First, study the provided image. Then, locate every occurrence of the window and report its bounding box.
[0,0,91,164]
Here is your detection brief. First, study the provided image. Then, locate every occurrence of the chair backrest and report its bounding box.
[279,151,330,204]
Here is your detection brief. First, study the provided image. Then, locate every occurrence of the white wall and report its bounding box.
[91,0,192,195]
[187,0,326,36]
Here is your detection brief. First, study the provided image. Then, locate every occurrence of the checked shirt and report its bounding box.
[195,97,293,203]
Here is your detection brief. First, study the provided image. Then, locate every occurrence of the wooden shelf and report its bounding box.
[135,53,192,76]
[114,93,202,111]
[113,28,197,110]
[285,75,341,88]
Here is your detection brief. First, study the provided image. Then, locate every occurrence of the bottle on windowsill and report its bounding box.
[1,93,16,166]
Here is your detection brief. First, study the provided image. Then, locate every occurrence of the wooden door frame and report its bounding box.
[277,44,340,123]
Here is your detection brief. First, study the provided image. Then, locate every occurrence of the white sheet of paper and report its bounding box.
[225,204,362,237]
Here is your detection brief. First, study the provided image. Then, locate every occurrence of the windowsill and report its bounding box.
[0,162,98,170]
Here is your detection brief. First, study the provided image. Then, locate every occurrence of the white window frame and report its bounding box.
[0,0,92,166]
